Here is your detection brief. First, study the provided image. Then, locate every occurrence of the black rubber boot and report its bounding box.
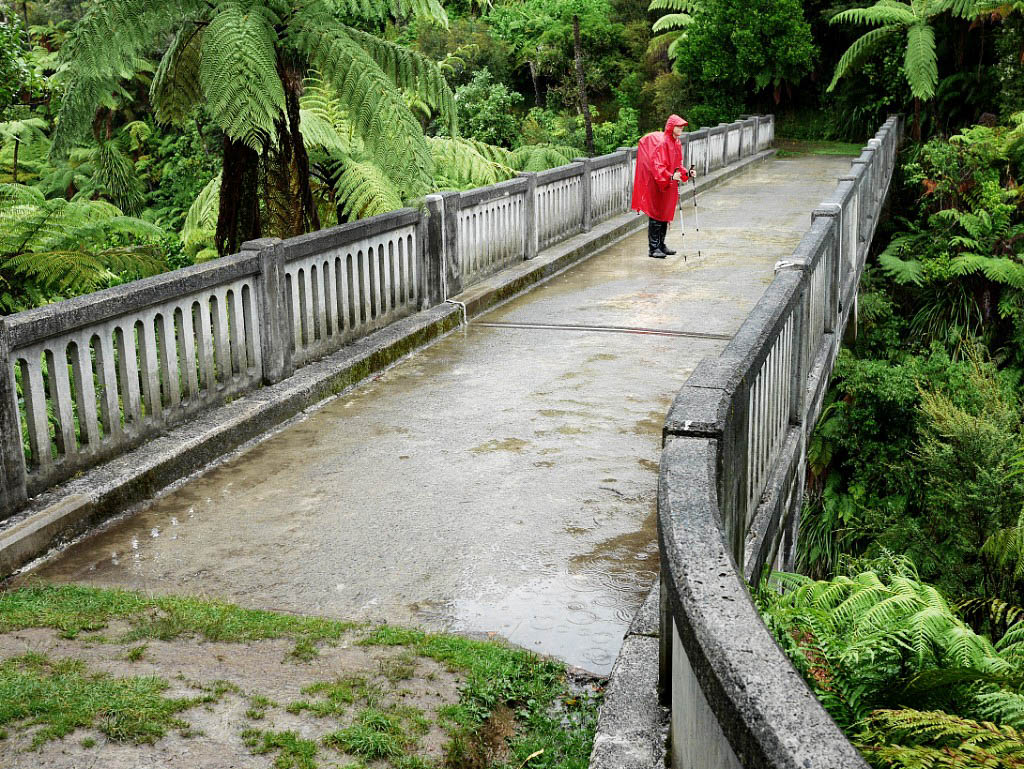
[658,221,676,255]
[648,219,667,258]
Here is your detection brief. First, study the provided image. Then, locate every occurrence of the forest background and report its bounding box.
[4,0,1024,766]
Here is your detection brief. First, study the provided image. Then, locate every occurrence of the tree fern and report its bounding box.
[828,0,951,124]
[0,183,166,311]
[52,0,201,155]
[647,0,698,62]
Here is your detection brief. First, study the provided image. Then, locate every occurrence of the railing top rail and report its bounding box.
[534,161,585,185]
[775,216,833,274]
[659,114,900,769]
[5,250,259,350]
[721,271,803,371]
[659,437,868,769]
[589,150,628,171]
[282,207,420,262]
[458,176,529,208]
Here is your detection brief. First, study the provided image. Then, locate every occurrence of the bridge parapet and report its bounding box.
[656,115,902,769]
[0,116,776,525]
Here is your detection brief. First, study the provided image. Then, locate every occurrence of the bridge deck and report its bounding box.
[25,154,851,674]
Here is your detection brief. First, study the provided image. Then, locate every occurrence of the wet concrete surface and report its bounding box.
[22,155,853,674]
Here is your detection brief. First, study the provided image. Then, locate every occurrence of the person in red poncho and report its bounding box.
[631,114,693,258]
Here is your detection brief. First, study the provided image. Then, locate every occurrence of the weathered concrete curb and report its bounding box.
[589,581,667,769]
[0,148,776,581]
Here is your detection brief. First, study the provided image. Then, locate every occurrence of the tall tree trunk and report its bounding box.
[573,15,594,156]
[284,70,319,235]
[528,60,542,108]
[216,137,262,255]
[913,97,921,142]
[266,61,319,239]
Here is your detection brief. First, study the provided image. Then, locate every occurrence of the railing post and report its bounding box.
[519,172,539,260]
[422,195,445,307]
[812,207,842,334]
[0,318,27,519]
[618,147,636,214]
[441,190,463,296]
[575,157,593,232]
[242,237,293,386]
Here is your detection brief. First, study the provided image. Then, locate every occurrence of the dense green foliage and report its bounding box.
[761,559,1024,767]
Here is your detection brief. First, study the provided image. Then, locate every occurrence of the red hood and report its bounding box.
[664,114,687,135]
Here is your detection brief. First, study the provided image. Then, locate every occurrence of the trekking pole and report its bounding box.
[676,181,686,262]
[689,166,701,259]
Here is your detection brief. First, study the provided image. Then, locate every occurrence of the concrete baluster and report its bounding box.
[0,319,27,519]
[242,237,292,386]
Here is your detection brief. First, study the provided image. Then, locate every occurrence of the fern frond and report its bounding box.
[200,2,285,150]
[904,22,939,99]
[0,185,166,296]
[861,707,1024,754]
[291,14,434,200]
[949,255,1024,290]
[427,136,516,188]
[828,26,901,91]
[182,173,221,256]
[151,23,205,125]
[341,25,456,135]
[510,143,582,172]
[332,157,404,220]
[92,140,145,216]
[831,3,917,26]
[648,0,699,11]
[299,109,351,154]
[652,13,693,32]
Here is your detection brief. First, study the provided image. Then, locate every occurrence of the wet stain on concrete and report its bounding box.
[638,458,659,472]
[470,438,530,454]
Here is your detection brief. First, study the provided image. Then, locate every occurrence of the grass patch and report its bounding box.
[378,651,417,682]
[288,637,320,662]
[288,675,377,718]
[0,586,601,767]
[323,707,410,760]
[242,728,318,769]
[0,583,355,644]
[0,653,209,747]
[361,626,601,769]
[123,643,147,662]
[245,694,277,720]
[775,138,864,158]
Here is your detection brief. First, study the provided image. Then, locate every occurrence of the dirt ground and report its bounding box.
[0,622,463,769]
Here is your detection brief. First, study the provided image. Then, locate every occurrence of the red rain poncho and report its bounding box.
[631,114,689,222]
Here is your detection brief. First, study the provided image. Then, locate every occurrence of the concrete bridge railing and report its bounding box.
[0,116,775,521]
[657,115,902,768]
